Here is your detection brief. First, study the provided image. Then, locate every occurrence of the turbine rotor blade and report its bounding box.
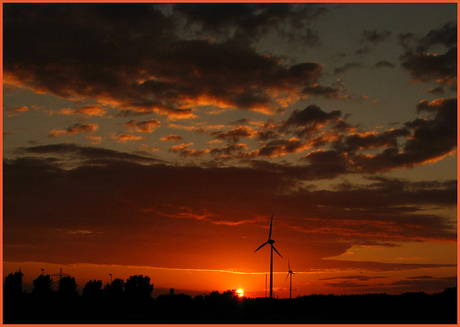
[272,245,283,258]
[288,260,290,271]
[285,273,289,281]
[268,214,273,240]
[254,242,269,253]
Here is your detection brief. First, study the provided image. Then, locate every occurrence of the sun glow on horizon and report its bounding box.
[236,288,244,297]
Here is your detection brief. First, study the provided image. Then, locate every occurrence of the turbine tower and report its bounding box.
[254,214,282,299]
[285,260,295,299]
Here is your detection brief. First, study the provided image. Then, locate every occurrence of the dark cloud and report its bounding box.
[162,98,455,175]
[390,276,457,292]
[399,22,457,87]
[330,118,356,133]
[354,46,371,55]
[336,98,457,173]
[320,275,386,281]
[302,150,351,177]
[333,128,410,153]
[188,97,456,174]
[353,29,391,57]
[228,118,253,126]
[401,47,457,86]
[210,126,255,143]
[360,29,391,44]
[426,86,445,95]
[334,62,363,75]
[210,144,249,158]
[283,28,321,47]
[281,104,341,137]
[257,130,281,142]
[416,21,457,52]
[312,259,454,273]
[3,146,456,269]
[124,119,161,133]
[168,143,210,157]
[17,143,162,165]
[173,3,327,42]
[258,138,310,157]
[4,3,333,117]
[319,273,456,293]
[374,61,395,69]
[301,84,342,98]
[398,98,456,167]
[48,123,98,137]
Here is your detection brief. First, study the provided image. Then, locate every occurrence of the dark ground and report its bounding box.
[4,287,457,324]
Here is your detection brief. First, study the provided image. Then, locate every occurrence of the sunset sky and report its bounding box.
[3,2,457,298]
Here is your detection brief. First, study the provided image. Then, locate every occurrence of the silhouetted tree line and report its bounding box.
[3,270,457,323]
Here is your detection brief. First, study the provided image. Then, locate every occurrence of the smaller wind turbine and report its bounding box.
[254,214,282,299]
[285,260,295,299]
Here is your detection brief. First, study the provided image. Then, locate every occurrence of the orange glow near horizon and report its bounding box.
[236,288,244,297]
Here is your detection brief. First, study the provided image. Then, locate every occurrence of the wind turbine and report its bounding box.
[285,260,295,299]
[254,214,282,299]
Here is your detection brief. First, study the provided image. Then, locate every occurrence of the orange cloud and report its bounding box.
[49,123,98,137]
[160,134,184,142]
[6,106,29,117]
[258,137,311,157]
[169,143,193,152]
[75,104,107,116]
[86,135,102,145]
[110,133,143,143]
[125,119,161,133]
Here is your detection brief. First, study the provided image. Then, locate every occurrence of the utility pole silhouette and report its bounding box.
[52,268,69,285]
[254,214,282,299]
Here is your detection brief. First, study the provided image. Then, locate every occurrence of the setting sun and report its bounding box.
[236,289,244,297]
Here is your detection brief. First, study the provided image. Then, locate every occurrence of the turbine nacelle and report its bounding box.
[254,215,282,258]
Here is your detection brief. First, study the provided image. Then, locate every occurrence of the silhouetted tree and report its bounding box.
[58,276,78,298]
[103,278,125,312]
[25,274,57,322]
[124,275,154,312]
[4,270,24,297]
[3,271,26,324]
[104,278,124,297]
[31,274,53,295]
[124,274,153,301]
[3,270,26,319]
[83,279,103,298]
[82,279,102,305]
